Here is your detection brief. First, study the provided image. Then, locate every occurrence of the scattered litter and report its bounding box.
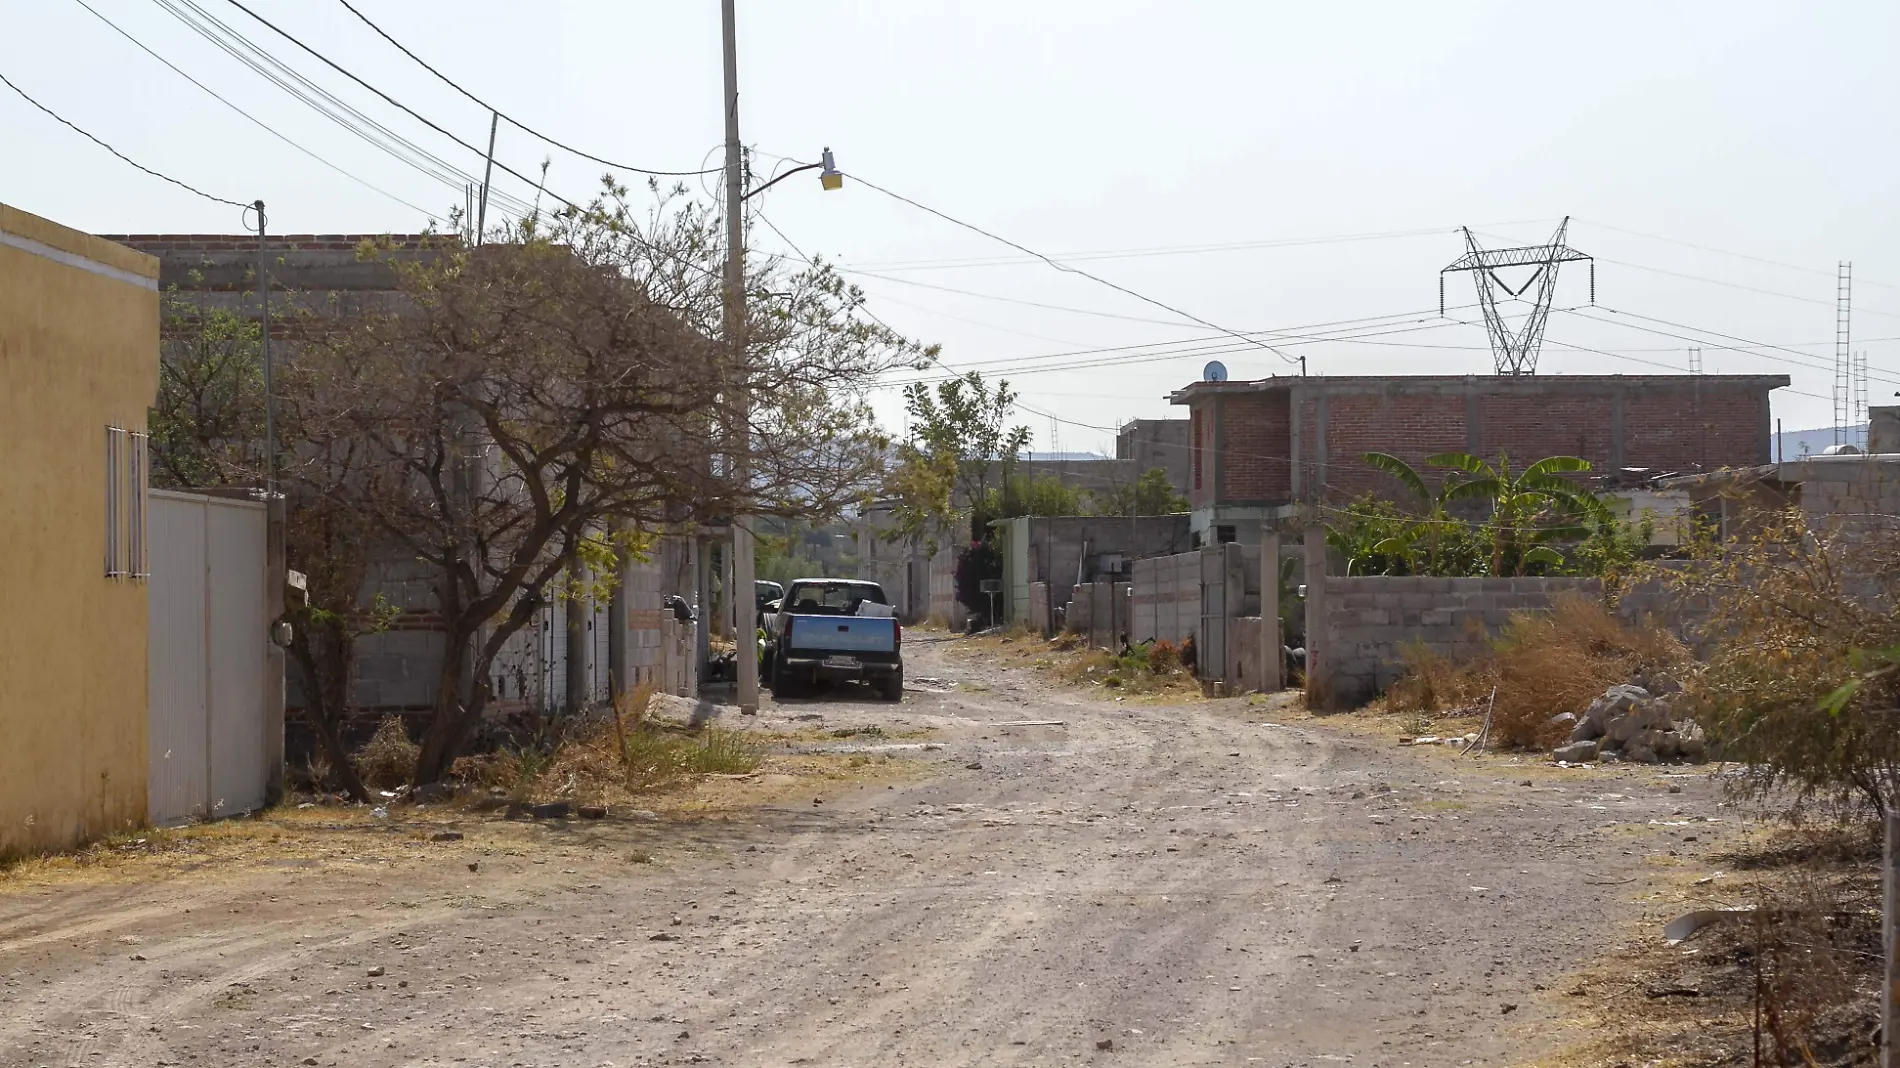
[1693,872,1726,885]
[993,720,1067,727]
[370,806,388,819]
[1664,907,1754,945]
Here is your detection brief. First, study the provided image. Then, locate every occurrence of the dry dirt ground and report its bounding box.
[0,637,1739,1068]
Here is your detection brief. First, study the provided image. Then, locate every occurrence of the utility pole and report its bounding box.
[253,199,273,491]
[476,110,499,245]
[722,0,759,713]
[1885,812,1898,1068]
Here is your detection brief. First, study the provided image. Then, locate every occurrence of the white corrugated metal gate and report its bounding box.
[148,490,270,825]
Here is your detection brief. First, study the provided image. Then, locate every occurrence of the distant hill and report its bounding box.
[1775,424,1868,461]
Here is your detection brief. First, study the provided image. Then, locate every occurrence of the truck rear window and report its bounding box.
[785,582,888,615]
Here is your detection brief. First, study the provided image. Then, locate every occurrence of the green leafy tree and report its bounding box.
[885,371,1031,548]
[991,472,1086,518]
[1090,467,1189,516]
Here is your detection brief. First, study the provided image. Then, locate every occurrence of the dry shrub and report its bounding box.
[1678,509,1900,817]
[1489,595,1686,749]
[354,715,419,789]
[1377,642,1483,714]
[445,681,760,803]
[1147,639,1181,674]
[1614,865,1881,1068]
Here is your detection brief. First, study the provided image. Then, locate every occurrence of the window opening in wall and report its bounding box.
[1216,525,1237,544]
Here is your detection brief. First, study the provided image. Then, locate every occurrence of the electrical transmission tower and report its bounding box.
[1834,261,1852,445]
[1441,217,1594,375]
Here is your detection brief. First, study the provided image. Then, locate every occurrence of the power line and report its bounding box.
[842,265,1215,327]
[212,0,583,216]
[157,0,531,217]
[847,223,1495,272]
[0,68,248,209]
[1572,217,1900,292]
[843,170,1304,368]
[68,0,436,219]
[1475,228,1900,321]
[1565,306,1900,391]
[330,0,720,178]
[935,307,1470,371]
[890,316,1479,385]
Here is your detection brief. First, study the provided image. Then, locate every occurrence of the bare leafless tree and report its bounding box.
[282,186,926,783]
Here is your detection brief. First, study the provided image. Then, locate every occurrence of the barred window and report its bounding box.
[129,430,149,580]
[103,426,147,580]
[105,426,126,578]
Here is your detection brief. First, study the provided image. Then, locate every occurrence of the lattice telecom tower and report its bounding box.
[1834,262,1852,446]
[1441,217,1594,375]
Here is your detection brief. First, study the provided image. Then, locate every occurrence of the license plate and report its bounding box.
[822,655,861,669]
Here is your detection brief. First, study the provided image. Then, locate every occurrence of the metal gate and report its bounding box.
[1198,547,1226,680]
[148,491,269,824]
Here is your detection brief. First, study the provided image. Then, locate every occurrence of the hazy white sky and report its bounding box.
[5,1,1897,451]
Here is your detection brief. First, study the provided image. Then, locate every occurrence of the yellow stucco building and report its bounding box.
[0,203,160,859]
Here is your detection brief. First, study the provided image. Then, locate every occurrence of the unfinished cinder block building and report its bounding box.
[1169,373,1788,543]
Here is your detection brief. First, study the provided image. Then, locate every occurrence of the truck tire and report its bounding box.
[878,668,904,703]
[770,662,801,701]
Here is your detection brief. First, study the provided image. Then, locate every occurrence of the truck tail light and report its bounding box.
[894,620,902,645]
[783,616,793,644]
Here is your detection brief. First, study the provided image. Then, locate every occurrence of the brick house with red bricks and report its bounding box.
[1168,373,1788,544]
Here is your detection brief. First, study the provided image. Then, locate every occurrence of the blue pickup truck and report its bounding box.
[762,579,902,702]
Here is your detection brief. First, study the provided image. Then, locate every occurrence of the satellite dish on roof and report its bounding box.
[1202,360,1229,383]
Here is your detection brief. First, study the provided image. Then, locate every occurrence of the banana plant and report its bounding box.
[1427,453,1607,576]
[1362,452,1465,574]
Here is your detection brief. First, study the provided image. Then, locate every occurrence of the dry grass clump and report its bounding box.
[1377,643,1485,715]
[1050,641,1199,696]
[449,684,762,804]
[1375,594,1686,750]
[1591,820,1884,1068]
[353,715,420,789]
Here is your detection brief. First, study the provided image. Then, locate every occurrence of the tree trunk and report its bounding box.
[287,618,371,802]
[412,629,474,786]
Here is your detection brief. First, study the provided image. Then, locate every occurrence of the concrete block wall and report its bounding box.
[1131,551,1201,645]
[1315,576,1600,709]
[1066,583,1092,635]
[1791,458,1900,539]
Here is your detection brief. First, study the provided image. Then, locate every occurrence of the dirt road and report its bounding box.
[1,639,1724,1067]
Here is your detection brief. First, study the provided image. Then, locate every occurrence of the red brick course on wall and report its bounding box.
[1217,391,1292,503]
[1316,392,1471,500]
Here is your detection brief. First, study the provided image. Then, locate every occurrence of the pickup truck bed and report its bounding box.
[764,580,903,701]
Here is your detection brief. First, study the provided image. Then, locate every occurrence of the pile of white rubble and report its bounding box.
[1550,683,1707,764]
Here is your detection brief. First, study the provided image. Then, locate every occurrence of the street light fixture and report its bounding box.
[743,147,846,200]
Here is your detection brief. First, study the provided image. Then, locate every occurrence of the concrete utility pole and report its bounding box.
[476,111,498,245]
[253,200,273,491]
[722,0,759,713]
[1884,812,1899,1068]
